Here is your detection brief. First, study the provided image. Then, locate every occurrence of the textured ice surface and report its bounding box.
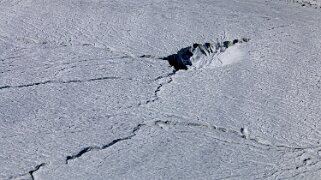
[290,0,321,6]
[1,0,321,179]
[279,0,321,8]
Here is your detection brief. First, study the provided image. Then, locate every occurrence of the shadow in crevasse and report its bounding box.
[162,43,214,71]
[162,47,193,70]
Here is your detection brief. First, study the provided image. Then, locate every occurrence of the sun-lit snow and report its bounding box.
[1,0,321,179]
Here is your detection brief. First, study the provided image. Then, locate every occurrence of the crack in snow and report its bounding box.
[9,120,321,179]
[138,38,250,71]
[153,119,321,178]
[268,163,321,179]
[29,163,46,180]
[9,163,46,180]
[153,120,321,152]
[65,124,145,164]
[0,76,121,90]
[144,72,175,104]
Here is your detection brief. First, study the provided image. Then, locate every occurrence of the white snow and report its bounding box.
[1,0,321,179]
[217,44,247,67]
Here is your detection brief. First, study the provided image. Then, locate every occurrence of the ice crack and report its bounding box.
[144,72,175,104]
[153,120,317,152]
[29,163,46,180]
[65,124,145,164]
[9,163,46,180]
[0,76,121,90]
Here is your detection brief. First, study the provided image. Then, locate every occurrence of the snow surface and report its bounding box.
[1,0,321,179]
[290,0,321,6]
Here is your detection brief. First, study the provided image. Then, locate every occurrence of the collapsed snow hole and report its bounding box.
[162,38,250,70]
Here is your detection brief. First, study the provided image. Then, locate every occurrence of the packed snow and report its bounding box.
[1,0,321,179]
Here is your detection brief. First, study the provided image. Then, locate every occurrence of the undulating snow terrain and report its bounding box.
[1,0,321,179]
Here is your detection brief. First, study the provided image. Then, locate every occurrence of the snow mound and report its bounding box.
[164,38,249,70]
[213,44,247,67]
